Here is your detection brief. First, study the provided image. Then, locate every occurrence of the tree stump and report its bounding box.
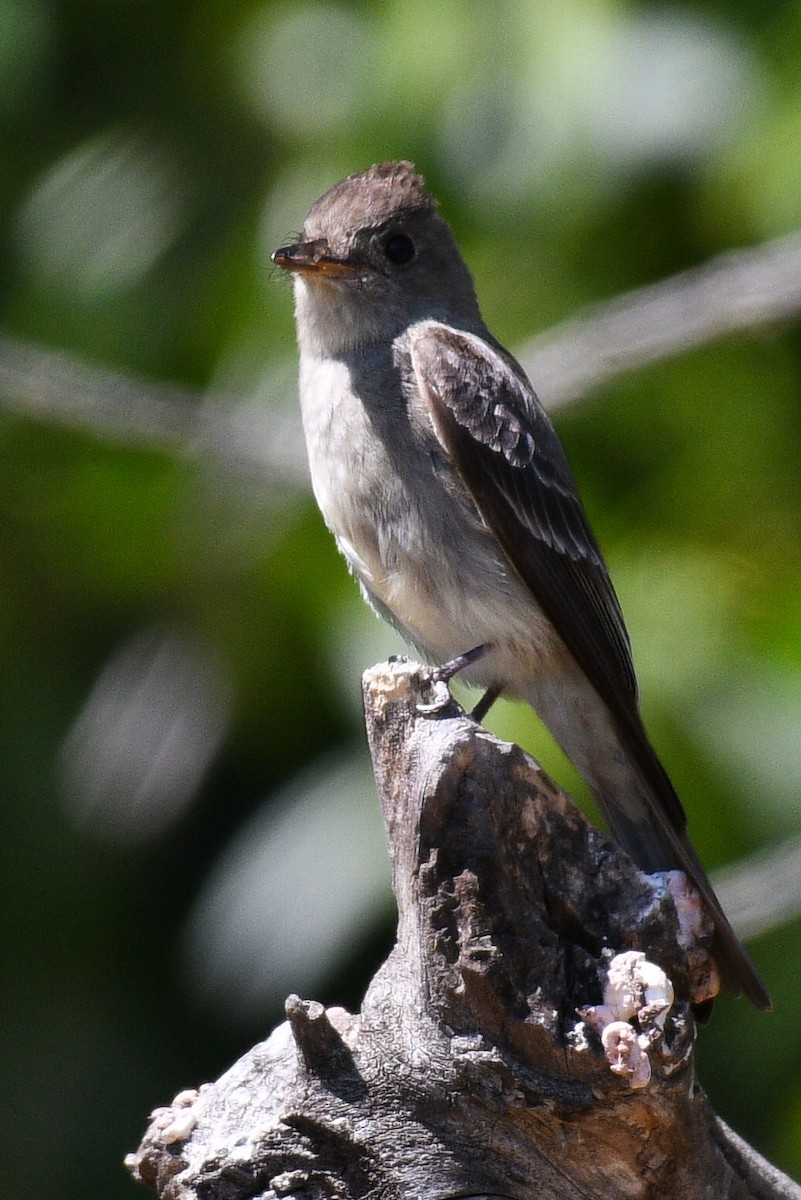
[126,658,801,1200]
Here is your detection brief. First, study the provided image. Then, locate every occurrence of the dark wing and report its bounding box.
[412,323,686,835]
[411,323,637,705]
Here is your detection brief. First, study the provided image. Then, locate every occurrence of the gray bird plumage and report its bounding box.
[273,160,770,1011]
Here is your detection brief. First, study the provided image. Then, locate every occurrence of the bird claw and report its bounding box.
[416,677,453,714]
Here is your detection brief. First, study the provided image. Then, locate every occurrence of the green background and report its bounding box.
[2,2,800,1196]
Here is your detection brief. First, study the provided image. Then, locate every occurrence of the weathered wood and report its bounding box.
[126,658,800,1200]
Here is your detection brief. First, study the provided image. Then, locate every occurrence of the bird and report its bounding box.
[272,159,770,1011]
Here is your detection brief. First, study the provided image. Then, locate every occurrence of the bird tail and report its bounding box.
[593,719,772,1012]
[526,674,771,1010]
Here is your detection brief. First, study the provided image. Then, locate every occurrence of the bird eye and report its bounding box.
[382,233,415,265]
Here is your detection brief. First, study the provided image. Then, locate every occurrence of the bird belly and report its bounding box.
[299,353,560,688]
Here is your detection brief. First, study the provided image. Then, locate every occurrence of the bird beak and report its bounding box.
[272,239,366,278]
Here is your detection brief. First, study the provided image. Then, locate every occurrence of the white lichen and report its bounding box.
[149,1087,200,1144]
[576,951,675,1090]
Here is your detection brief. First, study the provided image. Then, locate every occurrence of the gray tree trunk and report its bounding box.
[126,659,801,1200]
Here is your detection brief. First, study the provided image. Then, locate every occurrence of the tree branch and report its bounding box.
[125,659,801,1200]
[519,230,801,409]
[0,331,309,485]
[4,230,801,474]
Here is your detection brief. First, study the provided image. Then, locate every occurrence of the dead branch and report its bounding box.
[125,659,801,1200]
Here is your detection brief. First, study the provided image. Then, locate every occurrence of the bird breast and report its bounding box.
[297,350,557,680]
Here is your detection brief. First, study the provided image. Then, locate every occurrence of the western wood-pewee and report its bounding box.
[273,160,769,1010]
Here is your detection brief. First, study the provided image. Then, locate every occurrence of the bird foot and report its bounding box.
[417,644,491,714]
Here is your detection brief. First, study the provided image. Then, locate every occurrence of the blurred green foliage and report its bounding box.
[2,2,801,1197]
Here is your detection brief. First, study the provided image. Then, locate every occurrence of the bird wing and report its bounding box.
[411,322,686,834]
[411,324,635,693]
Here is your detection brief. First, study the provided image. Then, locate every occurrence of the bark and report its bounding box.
[126,658,801,1200]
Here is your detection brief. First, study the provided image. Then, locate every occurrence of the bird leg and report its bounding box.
[471,684,503,724]
[430,643,491,683]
